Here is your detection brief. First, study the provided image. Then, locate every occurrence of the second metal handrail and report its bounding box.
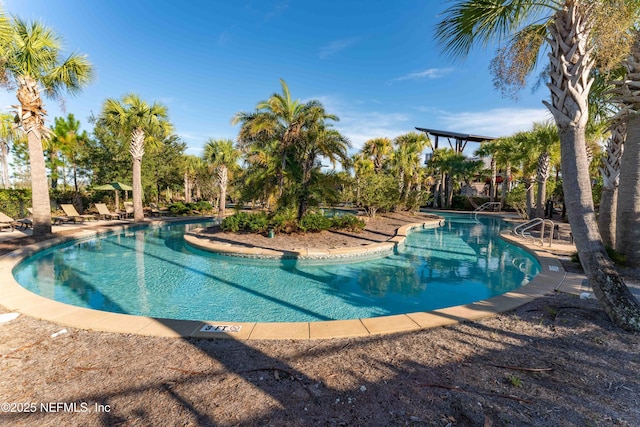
[512,218,555,247]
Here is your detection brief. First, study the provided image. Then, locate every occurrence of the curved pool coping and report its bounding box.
[0,216,567,340]
[183,217,443,260]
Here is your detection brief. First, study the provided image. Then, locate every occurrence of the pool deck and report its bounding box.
[1,213,631,340]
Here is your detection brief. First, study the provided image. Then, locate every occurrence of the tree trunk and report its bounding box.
[489,157,496,203]
[599,120,624,248]
[1,141,10,188]
[218,165,228,220]
[535,152,550,218]
[545,3,640,331]
[130,127,145,223]
[616,113,640,265]
[524,178,535,218]
[500,162,511,209]
[17,76,52,236]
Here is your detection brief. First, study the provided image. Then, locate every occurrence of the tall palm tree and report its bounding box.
[474,140,500,202]
[98,94,173,222]
[232,79,318,199]
[362,137,393,173]
[529,121,560,218]
[203,138,240,220]
[3,17,93,236]
[0,112,23,189]
[352,152,374,206]
[493,136,519,208]
[182,154,202,204]
[437,0,640,330]
[297,121,350,219]
[599,118,625,247]
[391,132,431,205]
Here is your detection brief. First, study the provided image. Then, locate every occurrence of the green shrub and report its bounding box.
[270,210,298,234]
[168,202,190,215]
[331,214,365,232]
[299,212,332,232]
[248,212,269,233]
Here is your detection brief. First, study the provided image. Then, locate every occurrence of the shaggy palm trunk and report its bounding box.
[599,120,625,248]
[17,76,52,236]
[524,178,535,219]
[544,3,640,331]
[0,141,9,189]
[616,114,640,264]
[612,33,640,267]
[130,127,145,223]
[535,152,550,218]
[489,157,496,203]
[184,171,192,203]
[218,165,228,220]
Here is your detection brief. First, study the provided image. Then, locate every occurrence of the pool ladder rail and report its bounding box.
[471,201,502,220]
[512,217,555,247]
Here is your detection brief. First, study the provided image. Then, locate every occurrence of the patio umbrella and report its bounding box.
[93,182,133,210]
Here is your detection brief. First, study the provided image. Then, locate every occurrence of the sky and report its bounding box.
[0,0,552,159]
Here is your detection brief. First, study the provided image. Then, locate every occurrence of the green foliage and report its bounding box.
[168,202,190,215]
[506,185,528,219]
[605,247,627,266]
[331,214,365,232]
[0,189,32,218]
[299,212,332,232]
[508,375,523,388]
[358,173,399,217]
[270,209,298,234]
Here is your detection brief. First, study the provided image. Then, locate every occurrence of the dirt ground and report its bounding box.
[1,213,639,426]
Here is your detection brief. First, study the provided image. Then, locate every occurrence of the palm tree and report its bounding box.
[599,118,625,247]
[98,94,173,222]
[182,154,202,203]
[474,140,500,202]
[437,0,640,330]
[362,137,393,173]
[391,132,431,205]
[529,121,560,218]
[352,152,374,206]
[297,121,350,219]
[232,79,318,199]
[0,112,24,189]
[3,17,93,236]
[493,136,519,208]
[203,139,240,220]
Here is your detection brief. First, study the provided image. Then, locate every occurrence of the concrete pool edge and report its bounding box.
[0,216,566,340]
[182,217,444,260]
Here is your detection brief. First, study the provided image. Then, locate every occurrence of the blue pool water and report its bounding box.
[12,214,540,322]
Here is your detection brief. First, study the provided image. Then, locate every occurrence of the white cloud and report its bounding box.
[393,68,454,82]
[313,95,414,152]
[436,107,552,137]
[319,37,361,59]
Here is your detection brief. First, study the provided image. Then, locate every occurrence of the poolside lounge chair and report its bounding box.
[0,212,17,232]
[15,208,32,229]
[95,203,122,220]
[149,202,169,217]
[60,204,96,222]
[123,201,134,218]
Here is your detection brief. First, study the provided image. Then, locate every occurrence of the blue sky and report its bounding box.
[1,0,551,157]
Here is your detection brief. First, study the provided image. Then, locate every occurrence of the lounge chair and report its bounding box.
[123,201,134,218]
[149,202,170,217]
[60,204,96,222]
[15,208,32,229]
[95,203,122,220]
[0,212,17,232]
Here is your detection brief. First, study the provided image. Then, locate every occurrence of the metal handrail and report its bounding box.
[472,201,501,220]
[512,218,555,247]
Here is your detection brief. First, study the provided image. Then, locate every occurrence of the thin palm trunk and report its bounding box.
[500,162,511,209]
[218,165,228,220]
[0,141,9,188]
[489,157,496,202]
[130,127,145,222]
[535,152,550,218]
[17,76,52,236]
[599,120,625,248]
[545,4,640,331]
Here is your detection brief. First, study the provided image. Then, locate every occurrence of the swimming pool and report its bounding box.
[12,214,539,323]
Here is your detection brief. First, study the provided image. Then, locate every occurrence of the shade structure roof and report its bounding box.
[415,127,496,154]
[93,181,133,191]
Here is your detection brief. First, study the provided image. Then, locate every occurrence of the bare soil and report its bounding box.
[0,213,639,426]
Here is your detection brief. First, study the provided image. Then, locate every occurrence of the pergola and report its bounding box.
[415,127,496,154]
